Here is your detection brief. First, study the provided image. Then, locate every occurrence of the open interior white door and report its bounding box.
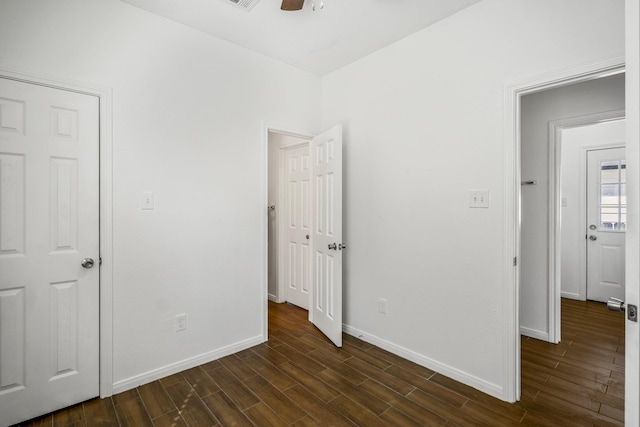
[310,125,343,347]
[625,1,640,423]
[0,78,100,425]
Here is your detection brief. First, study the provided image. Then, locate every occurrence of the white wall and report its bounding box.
[520,75,625,338]
[0,0,320,391]
[321,0,625,398]
[560,120,626,300]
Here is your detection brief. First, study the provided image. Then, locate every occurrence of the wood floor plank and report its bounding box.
[278,362,341,402]
[114,397,153,427]
[250,342,291,366]
[243,353,298,392]
[358,379,447,426]
[271,342,327,374]
[150,411,188,427]
[317,368,391,416]
[82,398,118,426]
[243,374,307,424]
[219,354,259,382]
[20,414,52,427]
[309,348,369,385]
[329,394,390,427]
[180,366,221,398]
[206,366,260,411]
[200,391,253,427]
[243,401,291,426]
[137,380,176,419]
[163,378,219,426]
[283,385,356,427]
[345,357,415,395]
[52,403,84,426]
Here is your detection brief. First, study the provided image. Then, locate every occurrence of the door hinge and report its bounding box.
[513,256,517,267]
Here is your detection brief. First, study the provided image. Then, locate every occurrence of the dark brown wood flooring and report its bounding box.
[15,298,624,426]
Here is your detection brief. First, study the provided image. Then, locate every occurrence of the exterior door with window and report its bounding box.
[586,147,626,302]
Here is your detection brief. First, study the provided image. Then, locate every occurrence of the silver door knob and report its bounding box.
[589,235,597,241]
[339,243,346,250]
[328,243,337,250]
[607,297,625,312]
[81,258,95,268]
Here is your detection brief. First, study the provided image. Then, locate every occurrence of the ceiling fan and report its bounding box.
[281,0,323,11]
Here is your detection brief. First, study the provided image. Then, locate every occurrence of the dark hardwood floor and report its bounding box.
[15,298,624,426]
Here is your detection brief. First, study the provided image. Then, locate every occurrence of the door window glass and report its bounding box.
[599,160,626,231]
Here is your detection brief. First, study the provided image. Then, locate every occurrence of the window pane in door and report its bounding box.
[599,159,626,231]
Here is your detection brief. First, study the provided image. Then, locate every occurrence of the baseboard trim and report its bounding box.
[342,324,504,400]
[520,326,550,341]
[112,334,264,394]
[561,292,582,300]
[268,293,277,302]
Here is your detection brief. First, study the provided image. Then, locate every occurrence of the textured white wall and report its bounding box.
[321,0,625,398]
[0,0,320,390]
[520,75,625,337]
[560,120,626,300]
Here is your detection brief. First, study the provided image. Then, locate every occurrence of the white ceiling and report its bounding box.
[121,0,482,75]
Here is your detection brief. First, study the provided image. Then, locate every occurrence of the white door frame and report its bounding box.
[503,55,625,402]
[548,111,625,343]
[262,123,314,340]
[0,66,114,397]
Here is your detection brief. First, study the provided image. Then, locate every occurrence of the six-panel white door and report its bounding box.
[284,144,311,310]
[586,147,626,302]
[0,78,100,426]
[310,125,343,347]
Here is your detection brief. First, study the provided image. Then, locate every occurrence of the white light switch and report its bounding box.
[469,189,490,208]
[141,192,154,210]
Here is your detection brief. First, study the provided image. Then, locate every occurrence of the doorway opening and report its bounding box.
[267,129,311,309]
[264,124,344,347]
[507,61,626,405]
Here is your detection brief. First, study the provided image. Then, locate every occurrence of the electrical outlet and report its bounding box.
[175,313,187,332]
[378,298,388,315]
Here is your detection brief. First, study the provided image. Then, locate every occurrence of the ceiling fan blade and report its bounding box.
[281,0,304,11]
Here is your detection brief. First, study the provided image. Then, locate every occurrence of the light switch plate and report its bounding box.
[141,192,154,210]
[469,189,489,208]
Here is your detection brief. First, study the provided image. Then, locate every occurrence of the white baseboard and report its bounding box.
[520,326,549,341]
[112,334,264,394]
[268,293,277,302]
[342,324,504,401]
[561,292,582,300]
